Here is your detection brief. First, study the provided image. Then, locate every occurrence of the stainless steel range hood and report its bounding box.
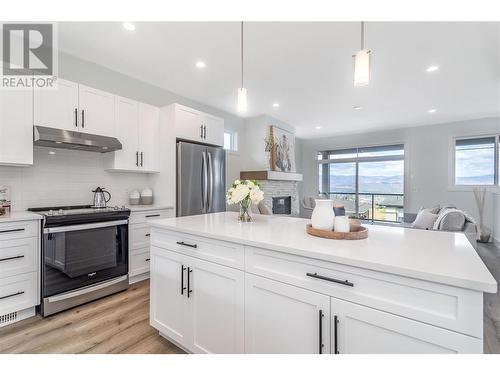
[33,126,122,153]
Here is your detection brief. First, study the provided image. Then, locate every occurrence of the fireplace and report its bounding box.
[272,196,292,215]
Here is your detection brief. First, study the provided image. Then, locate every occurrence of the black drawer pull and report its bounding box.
[0,291,24,300]
[145,214,160,218]
[318,309,324,354]
[176,241,197,249]
[334,315,339,354]
[0,255,25,262]
[0,228,25,234]
[145,233,151,237]
[187,267,193,298]
[306,272,354,287]
[145,258,150,262]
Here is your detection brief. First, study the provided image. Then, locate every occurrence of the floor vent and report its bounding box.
[0,311,19,327]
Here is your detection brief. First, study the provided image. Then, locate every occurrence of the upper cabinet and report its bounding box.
[173,104,224,147]
[105,97,160,173]
[0,88,34,166]
[34,78,79,132]
[34,79,115,137]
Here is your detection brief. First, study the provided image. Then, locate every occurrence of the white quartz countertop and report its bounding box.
[127,205,174,213]
[149,212,497,293]
[0,211,43,223]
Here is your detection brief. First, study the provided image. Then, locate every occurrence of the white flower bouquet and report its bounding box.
[226,179,264,222]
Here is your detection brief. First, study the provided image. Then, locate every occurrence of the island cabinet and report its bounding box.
[149,218,490,354]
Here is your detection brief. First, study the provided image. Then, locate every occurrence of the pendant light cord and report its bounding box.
[360,21,364,50]
[241,21,244,88]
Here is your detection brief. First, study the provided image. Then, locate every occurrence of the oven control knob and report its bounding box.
[48,209,54,216]
[58,209,64,215]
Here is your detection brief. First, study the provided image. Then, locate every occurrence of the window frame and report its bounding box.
[223,130,239,154]
[449,134,500,191]
[316,142,406,222]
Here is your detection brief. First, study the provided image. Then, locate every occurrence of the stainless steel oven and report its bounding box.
[30,205,130,316]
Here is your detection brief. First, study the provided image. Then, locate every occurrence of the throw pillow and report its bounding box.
[412,210,439,230]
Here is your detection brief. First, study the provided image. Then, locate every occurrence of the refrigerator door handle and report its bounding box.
[201,150,208,213]
[207,151,214,212]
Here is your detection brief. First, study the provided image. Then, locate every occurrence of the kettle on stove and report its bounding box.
[92,187,111,208]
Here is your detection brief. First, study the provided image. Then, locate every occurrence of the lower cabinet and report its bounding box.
[331,297,482,354]
[245,274,330,354]
[150,246,244,353]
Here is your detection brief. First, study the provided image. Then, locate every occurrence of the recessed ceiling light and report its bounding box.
[353,106,362,110]
[315,125,321,130]
[272,102,280,108]
[122,22,136,31]
[428,108,437,113]
[48,151,56,155]
[426,65,439,73]
[196,61,206,69]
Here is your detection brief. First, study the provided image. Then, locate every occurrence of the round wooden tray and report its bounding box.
[306,223,368,240]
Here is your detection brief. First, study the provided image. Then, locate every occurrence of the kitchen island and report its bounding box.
[148,212,497,354]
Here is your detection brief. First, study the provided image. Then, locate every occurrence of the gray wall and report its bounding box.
[299,117,500,235]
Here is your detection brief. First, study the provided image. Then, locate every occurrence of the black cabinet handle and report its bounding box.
[176,241,197,249]
[136,151,139,166]
[81,109,85,128]
[200,125,204,138]
[145,214,160,218]
[319,309,324,354]
[187,267,193,298]
[180,265,186,295]
[145,258,150,262]
[306,272,354,287]
[0,228,25,234]
[0,255,24,262]
[0,291,24,300]
[74,108,78,127]
[145,233,151,237]
[140,152,144,167]
[334,315,339,354]
[203,125,207,139]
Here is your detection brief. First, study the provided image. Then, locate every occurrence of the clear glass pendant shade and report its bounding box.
[237,87,248,113]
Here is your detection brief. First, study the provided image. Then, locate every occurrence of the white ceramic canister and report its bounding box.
[311,199,335,231]
[334,216,350,233]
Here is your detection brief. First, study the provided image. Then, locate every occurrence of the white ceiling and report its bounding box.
[57,22,500,139]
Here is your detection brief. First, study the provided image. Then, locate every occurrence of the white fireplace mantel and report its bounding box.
[240,170,303,182]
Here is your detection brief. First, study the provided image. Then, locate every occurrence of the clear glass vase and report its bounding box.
[239,198,252,222]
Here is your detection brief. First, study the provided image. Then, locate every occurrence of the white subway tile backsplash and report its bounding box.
[0,147,151,211]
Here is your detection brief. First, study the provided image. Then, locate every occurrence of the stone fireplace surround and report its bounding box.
[257,180,300,217]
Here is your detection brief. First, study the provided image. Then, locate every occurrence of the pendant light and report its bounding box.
[353,21,371,86]
[237,21,248,113]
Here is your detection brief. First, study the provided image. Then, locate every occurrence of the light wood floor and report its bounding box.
[475,241,500,354]
[0,279,184,354]
[1,242,499,354]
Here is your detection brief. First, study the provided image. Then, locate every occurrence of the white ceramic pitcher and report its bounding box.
[311,199,335,231]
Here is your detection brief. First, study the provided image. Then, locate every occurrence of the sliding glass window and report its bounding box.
[317,144,404,223]
[454,136,498,186]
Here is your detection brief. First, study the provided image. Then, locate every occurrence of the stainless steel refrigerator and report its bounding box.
[177,141,226,217]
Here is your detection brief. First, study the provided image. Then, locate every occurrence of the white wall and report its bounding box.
[0,51,245,211]
[299,117,500,232]
[494,193,500,245]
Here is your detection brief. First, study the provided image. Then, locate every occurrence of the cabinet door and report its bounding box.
[138,103,160,172]
[78,84,116,137]
[34,78,79,131]
[188,257,244,353]
[175,105,203,143]
[331,297,482,354]
[202,114,224,147]
[245,274,330,354]
[150,247,190,348]
[0,88,33,165]
[113,96,139,170]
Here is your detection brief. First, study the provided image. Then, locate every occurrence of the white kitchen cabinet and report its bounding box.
[150,245,245,353]
[245,274,330,354]
[138,103,160,172]
[106,100,160,173]
[0,88,33,166]
[172,104,224,147]
[78,84,116,137]
[331,297,482,354]
[34,78,79,132]
[150,248,190,348]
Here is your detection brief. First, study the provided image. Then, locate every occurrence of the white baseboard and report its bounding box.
[129,272,150,284]
[493,236,500,249]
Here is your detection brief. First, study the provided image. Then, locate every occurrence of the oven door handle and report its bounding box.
[43,220,129,234]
